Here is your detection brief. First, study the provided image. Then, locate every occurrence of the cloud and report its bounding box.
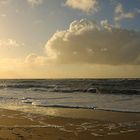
[0,39,24,48]
[27,0,43,6]
[137,9,140,13]
[65,0,98,13]
[25,53,47,66]
[44,19,140,65]
[100,20,113,31]
[0,0,11,5]
[114,3,135,21]
[1,14,7,17]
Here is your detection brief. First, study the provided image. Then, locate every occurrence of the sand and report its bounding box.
[0,108,140,140]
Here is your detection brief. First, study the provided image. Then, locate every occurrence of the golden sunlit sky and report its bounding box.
[0,0,140,78]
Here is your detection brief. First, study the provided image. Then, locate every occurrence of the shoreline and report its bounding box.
[1,106,140,122]
[29,104,140,113]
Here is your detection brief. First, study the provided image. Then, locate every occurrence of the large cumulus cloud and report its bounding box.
[45,19,140,65]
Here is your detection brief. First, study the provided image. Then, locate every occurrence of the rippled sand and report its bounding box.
[0,108,140,140]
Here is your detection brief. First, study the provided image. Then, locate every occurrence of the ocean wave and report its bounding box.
[28,100,140,113]
[31,101,96,109]
[0,85,139,95]
[0,79,139,95]
[0,78,139,99]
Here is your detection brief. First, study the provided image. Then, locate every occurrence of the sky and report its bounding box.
[0,0,140,78]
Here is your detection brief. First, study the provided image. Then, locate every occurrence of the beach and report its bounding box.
[0,108,140,140]
[0,79,139,139]
[0,0,139,139]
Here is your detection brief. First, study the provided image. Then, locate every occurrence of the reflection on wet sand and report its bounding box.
[0,108,140,140]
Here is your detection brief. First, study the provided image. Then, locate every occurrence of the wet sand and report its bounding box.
[0,108,140,140]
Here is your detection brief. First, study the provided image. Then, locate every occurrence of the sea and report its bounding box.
[0,79,140,114]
